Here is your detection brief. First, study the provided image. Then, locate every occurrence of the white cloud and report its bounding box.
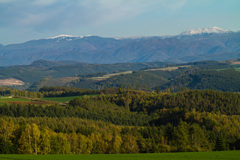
[32,0,58,6]
[0,0,187,30]
[0,0,187,42]
[74,0,164,25]
[0,0,16,3]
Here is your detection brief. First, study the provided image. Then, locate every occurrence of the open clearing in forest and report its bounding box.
[145,66,179,71]
[89,71,133,80]
[145,65,190,72]
[0,97,32,105]
[0,97,58,105]
[228,59,240,65]
[0,94,100,105]
[216,68,240,72]
[0,78,25,86]
[234,68,240,71]
[0,151,239,160]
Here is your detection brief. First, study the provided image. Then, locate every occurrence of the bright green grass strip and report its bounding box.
[234,68,240,72]
[41,94,100,102]
[216,67,240,72]
[0,151,240,160]
[0,97,32,106]
[215,68,231,71]
[0,97,32,102]
[89,71,132,80]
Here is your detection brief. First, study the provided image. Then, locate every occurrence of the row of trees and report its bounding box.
[91,89,240,115]
[0,86,120,98]
[1,117,238,154]
[0,101,151,126]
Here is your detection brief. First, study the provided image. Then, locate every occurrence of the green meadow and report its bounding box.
[0,94,100,105]
[0,97,32,105]
[0,151,239,160]
[0,97,32,102]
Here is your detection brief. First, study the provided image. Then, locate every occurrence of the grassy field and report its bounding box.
[145,66,190,72]
[0,97,32,105]
[0,94,100,105]
[0,97,31,102]
[216,67,240,72]
[146,66,179,71]
[89,71,133,80]
[229,60,240,65]
[234,67,240,72]
[0,151,239,160]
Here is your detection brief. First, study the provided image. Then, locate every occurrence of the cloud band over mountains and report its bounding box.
[0,0,239,45]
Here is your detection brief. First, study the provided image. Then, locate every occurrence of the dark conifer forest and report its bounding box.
[1,87,240,154]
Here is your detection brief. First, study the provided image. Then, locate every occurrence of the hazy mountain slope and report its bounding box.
[112,38,191,62]
[0,36,129,66]
[30,59,88,67]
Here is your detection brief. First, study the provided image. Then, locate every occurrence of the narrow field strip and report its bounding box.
[0,151,239,160]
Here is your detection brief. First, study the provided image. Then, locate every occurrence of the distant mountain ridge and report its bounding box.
[30,59,88,67]
[180,26,233,36]
[0,27,239,66]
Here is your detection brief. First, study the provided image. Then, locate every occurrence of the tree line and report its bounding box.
[1,88,240,154]
[2,116,239,154]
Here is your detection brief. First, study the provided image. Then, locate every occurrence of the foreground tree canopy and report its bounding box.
[0,87,240,154]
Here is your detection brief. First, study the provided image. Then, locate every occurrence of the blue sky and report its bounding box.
[0,0,239,45]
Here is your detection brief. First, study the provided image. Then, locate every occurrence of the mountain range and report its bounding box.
[0,27,239,66]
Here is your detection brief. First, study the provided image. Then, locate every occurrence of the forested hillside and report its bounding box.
[63,60,240,92]
[1,87,240,154]
[0,60,169,86]
[2,59,240,92]
[160,69,240,92]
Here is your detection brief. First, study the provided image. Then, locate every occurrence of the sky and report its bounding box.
[0,0,240,45]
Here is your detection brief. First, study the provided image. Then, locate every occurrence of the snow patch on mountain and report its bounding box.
[180,27,232,36]
[45,35,95,41]
[47,35,82,39]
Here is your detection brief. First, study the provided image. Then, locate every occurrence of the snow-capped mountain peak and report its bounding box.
[180,27,232,36]
[47,35,82,39]
[45,35,94,41]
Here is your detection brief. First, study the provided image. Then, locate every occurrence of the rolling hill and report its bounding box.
[25,59,239,92]
[0,60,170,89]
